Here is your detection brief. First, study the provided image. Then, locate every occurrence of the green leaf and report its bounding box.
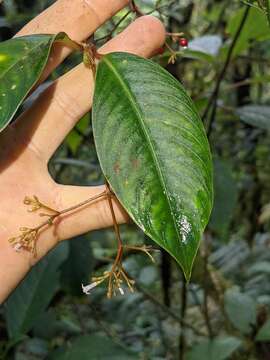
[4,242,68,339]
[256,319,270,342]
[226,7,270,57]
[178,49,215,63]
[186,336,242,360]
[224,289,257,335]
[92,52,213,279]
[60,236,94,296]
[0,32,71,132]
[47,335,137,360]
[236,105,270,131]
[209,159,238,239]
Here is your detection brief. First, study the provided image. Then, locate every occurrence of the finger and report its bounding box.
[56,185,129,241]
[15,0,129,79]
[13,16,166,162]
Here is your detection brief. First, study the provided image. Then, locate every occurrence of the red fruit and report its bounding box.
[157,47,165,55]
[179,37,188,48]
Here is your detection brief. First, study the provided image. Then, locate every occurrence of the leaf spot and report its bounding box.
[2,93,6,97]
[113,162,121,174]
[11,84,17,90]
[178,215,192,245]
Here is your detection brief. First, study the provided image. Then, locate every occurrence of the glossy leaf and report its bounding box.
[92,52,213,279]
[0,32,70,132]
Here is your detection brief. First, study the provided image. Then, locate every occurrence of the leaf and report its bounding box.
[256,319,270,342]
[226,7,270,57]
[60,235,94,296]
[186,336,242,360]
[0,32,72,132]
[224,289,257,334]
[236,105,270,131]
[4,242,68,339]
[92,52,213,279]
[178,49,215,63]
[209,159,238,239]
[47,335,137,360]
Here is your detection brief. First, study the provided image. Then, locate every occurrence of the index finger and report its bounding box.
[15,0,129,79]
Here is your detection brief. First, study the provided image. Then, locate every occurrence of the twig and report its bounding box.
[135,281,205,337]
[179,279,187,360]
[202,6,251,136]
[95,10,132,43]
[130,0,144,16]
[201,236,214,338]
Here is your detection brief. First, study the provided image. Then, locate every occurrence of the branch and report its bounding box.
[202,6,251,136]
[135,281,205,337]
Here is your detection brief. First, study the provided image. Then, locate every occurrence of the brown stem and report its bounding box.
[105,183,124,298]
[130,0,144,16]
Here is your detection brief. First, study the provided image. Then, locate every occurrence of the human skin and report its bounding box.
[0,0,165,304]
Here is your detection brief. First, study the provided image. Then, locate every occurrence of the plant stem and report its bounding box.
[135,280,205,337]
[130,0,144,16]
[95,10,132,43]
[179,278,187,360]
[202,6,250,136]
[105,183,124,298]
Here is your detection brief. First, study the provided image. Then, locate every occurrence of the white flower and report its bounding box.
[82,282,98,295]
[14,243,22,252]
[118,287,125,296]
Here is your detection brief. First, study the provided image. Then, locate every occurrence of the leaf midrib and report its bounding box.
[103,56,185,267]
[0,36,52,82]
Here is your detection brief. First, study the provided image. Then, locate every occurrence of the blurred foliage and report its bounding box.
[1,0,270,359]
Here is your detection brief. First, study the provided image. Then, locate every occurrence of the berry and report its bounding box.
[156,47,165,55]
[179,37,188,48]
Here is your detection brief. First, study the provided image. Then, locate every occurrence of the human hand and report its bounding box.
[0,0,165,303]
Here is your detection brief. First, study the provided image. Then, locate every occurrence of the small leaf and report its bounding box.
[256,319,270,342]
[47,335,137,360]
[224,289,257,335]
[92,52,213,279]
[236,105,270,131]
[186,336,242,360]
[4,242,68,339]
[0,32,75,132]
